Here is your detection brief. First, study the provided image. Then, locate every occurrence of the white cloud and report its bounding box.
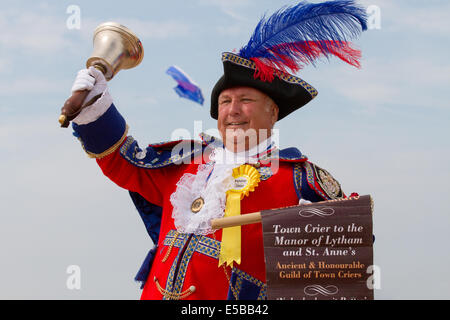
[0,9,72,53]
[0,7,193,56]
[318,56,450,112]
[216,24,246,36]
[0,57,9,72]
[196,0,256,37]
[0,76,66,96]
[198,0,251,20]
[117,18,192,39]
[79,17,193,41]
[359,0,450,35]
[389,6,450,36]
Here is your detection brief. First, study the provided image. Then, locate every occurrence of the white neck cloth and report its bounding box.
[170,136,276,235]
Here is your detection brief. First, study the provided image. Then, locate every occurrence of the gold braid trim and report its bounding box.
[221,263,239,300]
[162,231,179,263]
[221,52,318,98]
[83,125,129,159]
[154,277,195,300]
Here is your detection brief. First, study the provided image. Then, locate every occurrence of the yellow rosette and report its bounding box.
[219,164,260,267]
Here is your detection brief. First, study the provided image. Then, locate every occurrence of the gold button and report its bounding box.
[191,197,204,213]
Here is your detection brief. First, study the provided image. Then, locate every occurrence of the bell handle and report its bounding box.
[59,90,90,128]
[59,64,106,128]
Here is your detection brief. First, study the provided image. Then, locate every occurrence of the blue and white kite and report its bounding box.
[166,65,204,105]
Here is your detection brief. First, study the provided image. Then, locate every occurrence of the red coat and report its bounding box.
[72,104,345,300]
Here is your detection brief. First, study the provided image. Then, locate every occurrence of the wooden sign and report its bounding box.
[261,195,374,300]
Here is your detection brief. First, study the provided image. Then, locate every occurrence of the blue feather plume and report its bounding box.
[238,0,367,78]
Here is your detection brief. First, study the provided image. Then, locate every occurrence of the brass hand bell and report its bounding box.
[59,22,144,128]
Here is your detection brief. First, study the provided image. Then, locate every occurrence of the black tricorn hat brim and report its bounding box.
[210,53,318,120]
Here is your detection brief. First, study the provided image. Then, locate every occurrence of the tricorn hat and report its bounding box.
[210,0,368,120]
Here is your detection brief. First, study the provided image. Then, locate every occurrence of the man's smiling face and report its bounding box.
[217,86,278,152]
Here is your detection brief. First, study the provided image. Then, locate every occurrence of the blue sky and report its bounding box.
[0,0,449,299]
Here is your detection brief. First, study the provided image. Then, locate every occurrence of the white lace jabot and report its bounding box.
[170,136,276,235]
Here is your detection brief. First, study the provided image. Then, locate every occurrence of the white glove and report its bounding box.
[299,198,312,205]
[71,66,108,107]
[72,66,113,125]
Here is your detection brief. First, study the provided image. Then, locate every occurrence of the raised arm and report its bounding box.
[68,67,172,206]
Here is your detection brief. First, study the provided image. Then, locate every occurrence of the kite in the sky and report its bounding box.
[166,65,204,105]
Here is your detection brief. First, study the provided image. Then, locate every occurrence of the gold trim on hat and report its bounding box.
[221,52,318,98]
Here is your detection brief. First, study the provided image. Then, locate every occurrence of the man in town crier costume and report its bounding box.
[66,0,367,299]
